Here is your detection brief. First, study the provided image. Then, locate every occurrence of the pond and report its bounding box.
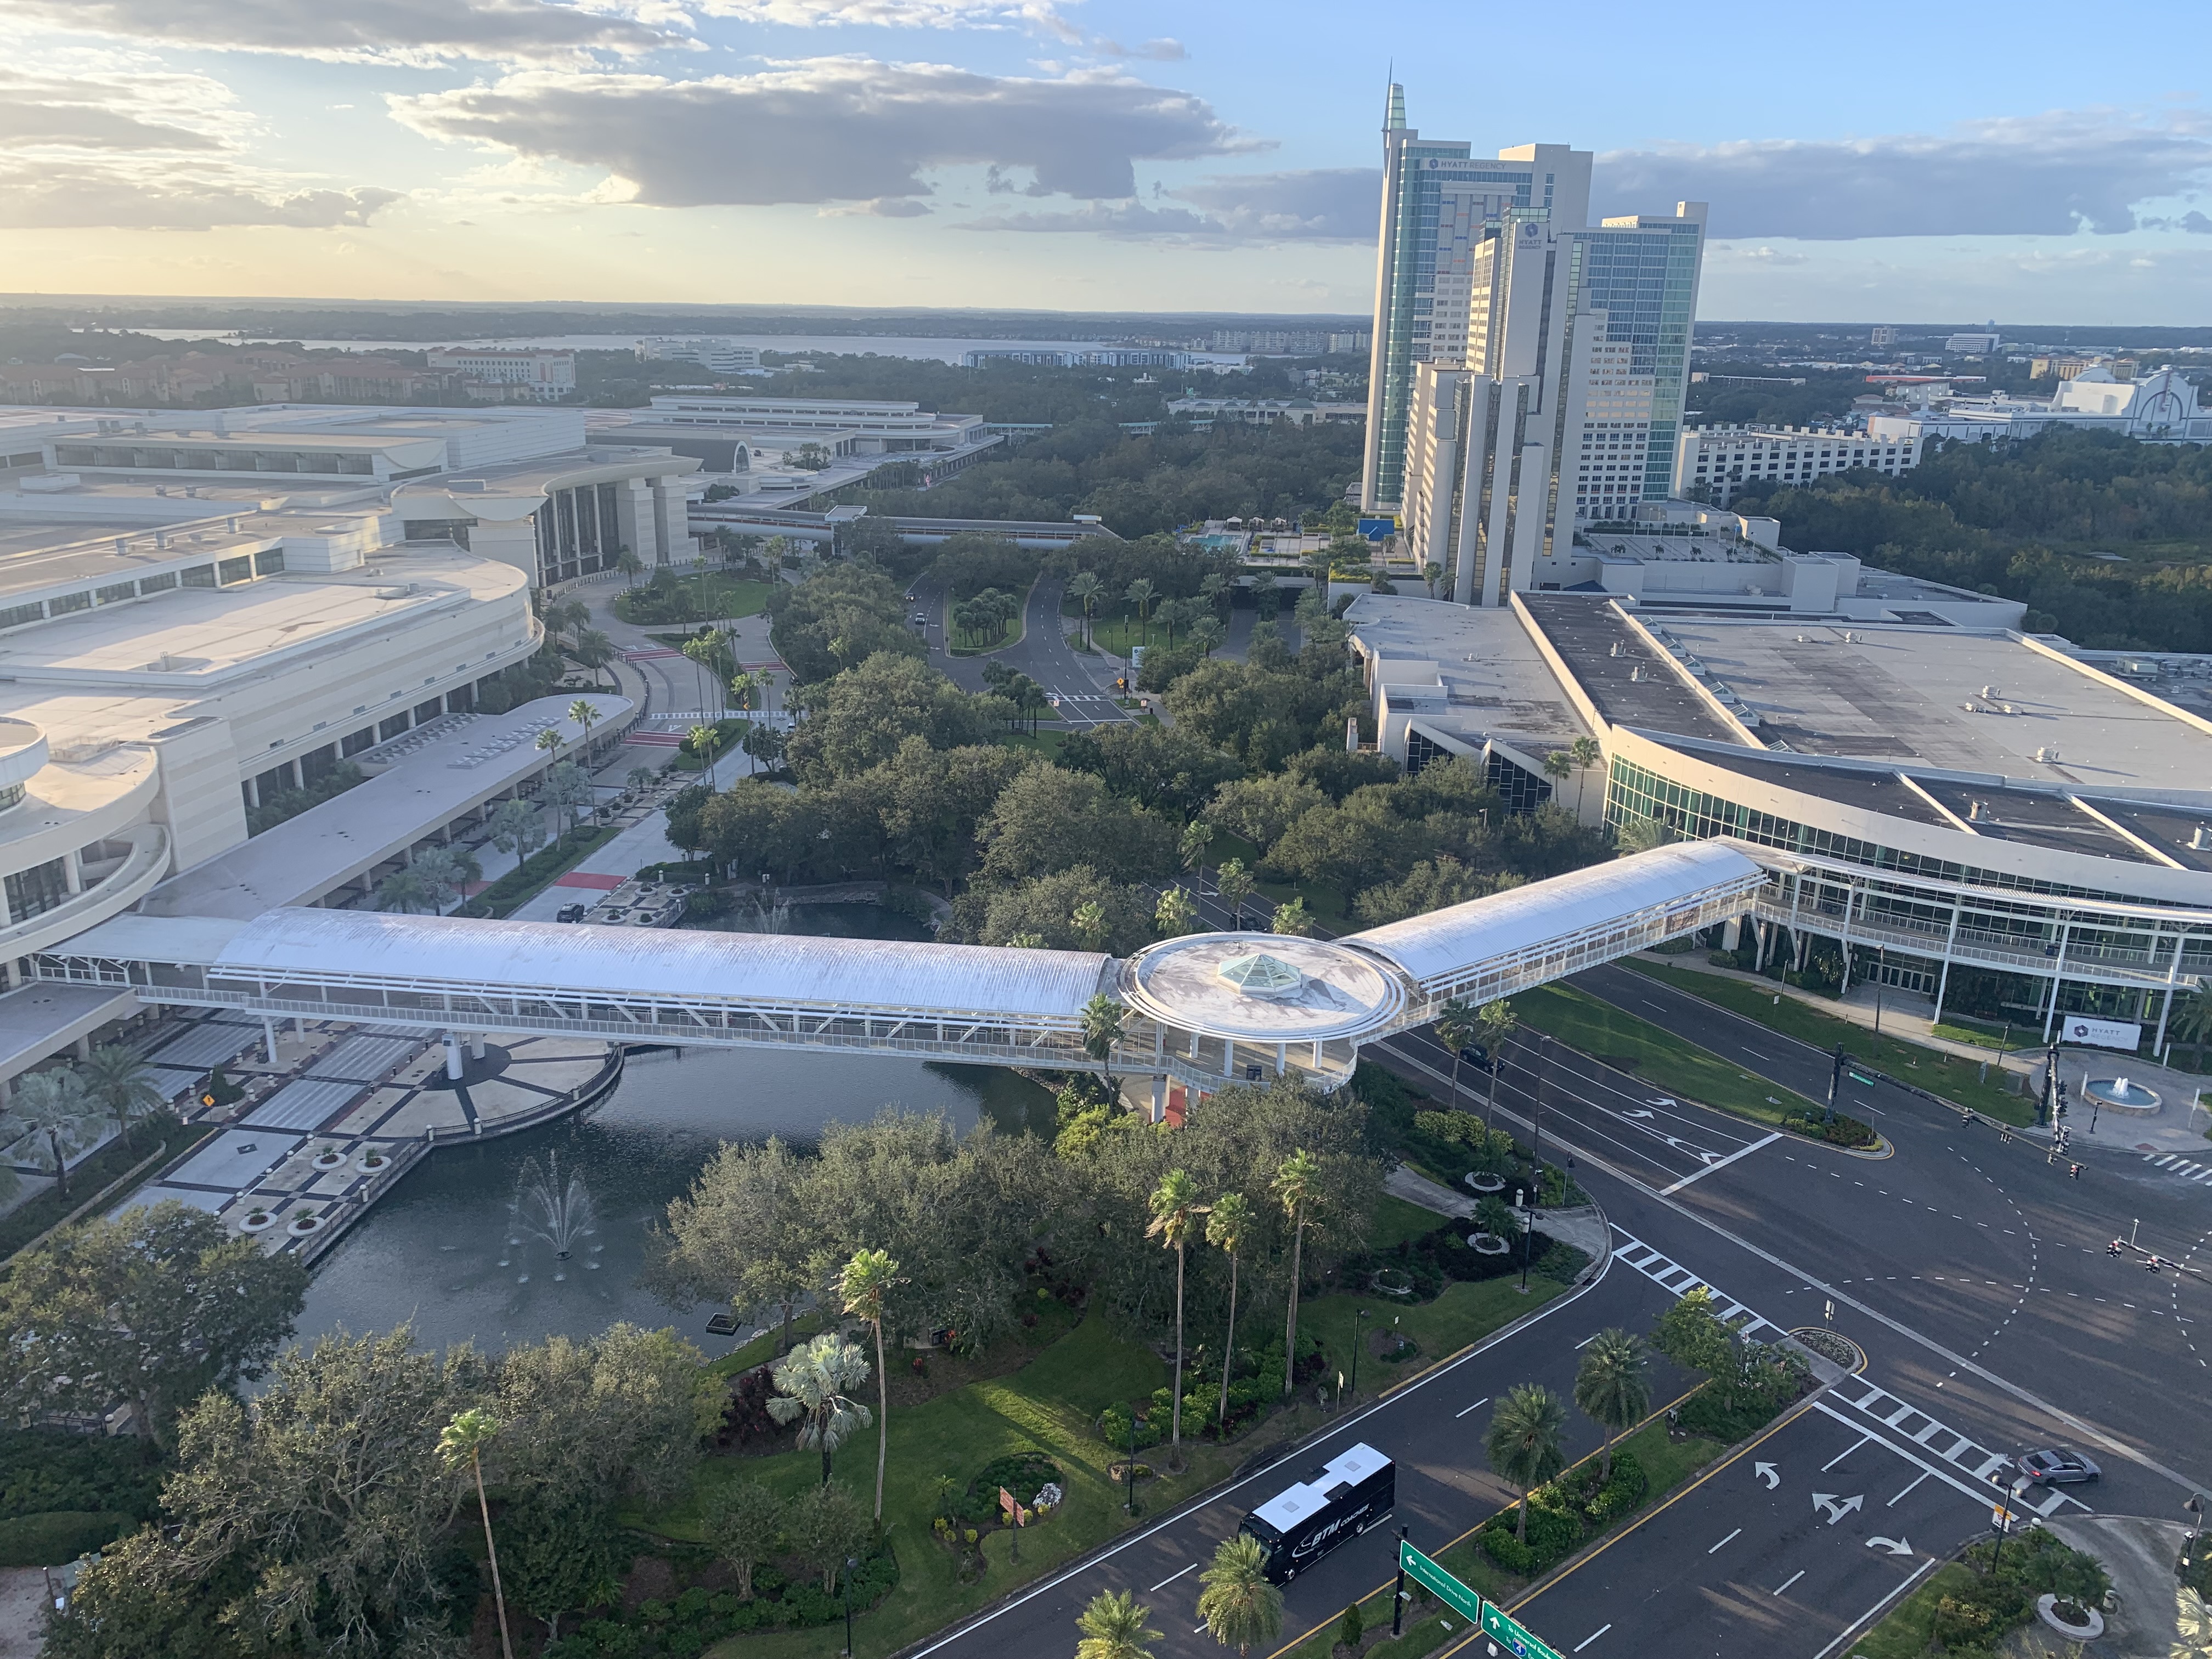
[294,1043,1051,1358]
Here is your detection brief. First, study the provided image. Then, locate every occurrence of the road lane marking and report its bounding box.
[1815,1558,1938,1659]
[908,1257,1615,1659]
[1822,1436,1871,1472]
[1572,1624,1611,1651]
[1708,1528,1740,1553]
[1575,1333,1599,1348]
[1455,1396,1491,1418]
[1772,1569,1805,1596]
[1660,1132,1782,1194]
[1148,1562,1195,1592]
[1887,1470,1931,1506]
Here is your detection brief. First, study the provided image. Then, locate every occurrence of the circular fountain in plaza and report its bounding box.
[2082,1076,2162,1114]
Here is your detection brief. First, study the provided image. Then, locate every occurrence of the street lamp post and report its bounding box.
[840,1555,859,1657]
[1516,1186,1534,1293]
[1125,1411,1140,1516]
[1349,1308,1369,1403]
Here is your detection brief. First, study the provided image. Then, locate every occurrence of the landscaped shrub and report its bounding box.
[1477,1495,1580,1576]
[1098,1403,1162,1451]
[956,1453,1061,1523]
[1784,1110,1877,1148]
[0,1427,165,1526]
[543,1545,898,1657]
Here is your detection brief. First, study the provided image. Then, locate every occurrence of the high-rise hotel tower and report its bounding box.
[1363,86,1707,606]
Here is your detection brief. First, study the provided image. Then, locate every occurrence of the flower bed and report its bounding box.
[1478,1450,1650,1577]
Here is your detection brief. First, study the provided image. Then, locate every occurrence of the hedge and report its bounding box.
[0,1511,134,1568]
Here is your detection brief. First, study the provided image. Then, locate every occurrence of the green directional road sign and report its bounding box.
[1397,1541,1484,1626]
[1480,1599,1564,1659]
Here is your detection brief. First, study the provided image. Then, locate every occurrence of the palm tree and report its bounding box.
[1486,1382,1568,1543]
[533,726,565,776]
[438,1408,516,1659]
[1434,998,1479,1119]
[9,1069,98,1200]
[82,1043,165,1150]
[1075,1589,1161,1659]
[568,697,602,764]
[1206,1192,1252,1433]
[1196,1533,1283,1648]
[1270,898,1313,937]
[1154,887,1195,938]
[1125,577,1158,645]
[1422,560,1444,599]
[374,867,438,915]
[1615,813,1679,856]
[615,546,644,588]
[1215,859,1255,929]
[1570,735,1603,816]
[1066,570,1104,649]
[487,798,545,864]
[689,724,720,788]
[681,635,718,710]
[1543,748,1573,804]
[1072,901,1109,952]
[1147,1170,1204,1469]
[1477,997,1517,1128]
[2170,980,2212,1070]
[570,627,617,690]
[1081,992,1124,1091]
[1199,570,1227,617]
[1573,1329,1650,1481]
[1271,1149,1324,1399]
[838,1248,902,1521]
[1179,820,1215,892]
[766,1332,875,1487]
[1190,617,1226,658]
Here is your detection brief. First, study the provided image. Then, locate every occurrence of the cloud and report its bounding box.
[1711,244,1811,265]
[391,58,1254,205]
[1169,167,1377,239]
[2141,209,2212,233]
[821,195,932,216]
[0,64,402,228]
[1094,37,1186,60]
[958,199,1220,235]
[7,0,682,65]
[1596,109,2212,239]
[697,0,1075,29]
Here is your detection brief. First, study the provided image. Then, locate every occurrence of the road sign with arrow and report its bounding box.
[1397,1541,1483,1627]
[1480,1599,1565,1659]
[1813,1493,1865,1525]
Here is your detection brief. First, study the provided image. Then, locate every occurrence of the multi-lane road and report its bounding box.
[909,955,2211,1659]
[919,573,1136,729]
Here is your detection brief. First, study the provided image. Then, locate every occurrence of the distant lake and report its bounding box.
[129,329,1251,367]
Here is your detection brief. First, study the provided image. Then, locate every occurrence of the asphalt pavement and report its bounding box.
[922,574,1133,727]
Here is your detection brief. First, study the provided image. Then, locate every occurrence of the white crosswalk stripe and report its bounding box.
[1606,1227,1782,1341]
[1825,1375,2069,1516]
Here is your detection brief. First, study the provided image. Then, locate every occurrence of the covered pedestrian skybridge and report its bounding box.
[36,842,1764,1093]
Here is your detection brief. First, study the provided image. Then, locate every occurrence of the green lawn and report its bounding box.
[1511,981,1816,1127]
[622,577,777,626]
[1846,1560,1973,1659]
[995,729,1071,760]
[689,1314,1234,1658]
[1621,960,2039,1126]
[1370,1193,1448,1250]
[1299,1276,1570,1401]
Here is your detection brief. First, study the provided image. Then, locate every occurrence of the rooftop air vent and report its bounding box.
[1967,800,1991,822]
[2192,826,2212,853]
[2035,746,2061,763]
[1980,685,2001,698]
[1609,642,1623,657]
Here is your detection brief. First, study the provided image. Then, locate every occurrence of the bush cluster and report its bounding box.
[1477,1450,1650,1577]
[1928,1528,2111,1654]
[545,1552,900,1658]
[1350,1218,1590,1302]
[1784,1110,1877,1148]
[0,1427,166,1569]
[954,1454,1061,1525]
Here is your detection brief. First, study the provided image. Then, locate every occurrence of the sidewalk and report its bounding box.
[1639,951,2212,1153]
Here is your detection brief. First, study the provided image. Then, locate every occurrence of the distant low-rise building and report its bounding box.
[1165,397,1365,427]
[1673,426,1922,505]
[1944,330,2001,355]
[1870,366,2212,446]
[637,338,764,374]
[424,348,577,401]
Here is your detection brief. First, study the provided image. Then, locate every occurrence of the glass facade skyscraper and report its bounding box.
[1564,219,1706,502]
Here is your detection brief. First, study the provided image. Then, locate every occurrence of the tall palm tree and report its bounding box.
[1125,577,1158,645]
[1073,901,1110,952]
[766,1331,875,1487]
[1477,998,1517,1128]
[1196,1534,1284,1647]
[1485,1382,1568,1543]
[1433,998,1479,1119]
[1543,748,1573,804]
[568,695,601,752]
[1573,1329,1650,1481]
[1066,571,1104,650]
[838,1248,901,1521]
[1422,561,1444,599]
[1215,859,1255,929]
[1081,993,1124,1092]
[1146,1170,1204,1469]
[438,1408,516,1659]
[1570,735,1604,816]
[1615,812,1679,856]
[615,546,644,588]
[2170,980,2212,1070]
[82,1043,165,1150]
[1075,1589,1161,1659]
[373,867,438,915]
[9,1070,98,1200]
[1271,1149,1324,1398]
[689,724,720,789]
[1179,820,1215,893]
[1205,1192,1252,1433]
[1199,570,1227,617]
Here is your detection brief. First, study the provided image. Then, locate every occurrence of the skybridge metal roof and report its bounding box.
[204,906,1115,1020]
[1345,839,1765,991]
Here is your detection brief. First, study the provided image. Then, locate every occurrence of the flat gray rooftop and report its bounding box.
[1517,595,1743,747]
[1656,622,2212,792]
[1344,593,1594,749]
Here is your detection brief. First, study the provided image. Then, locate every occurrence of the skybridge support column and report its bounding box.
[262,1017,279,1063]
[444,1031,465,1081]
[2154,931,2187,1057]
[1150,1075,1166,1125]
[469,1033,487,1060]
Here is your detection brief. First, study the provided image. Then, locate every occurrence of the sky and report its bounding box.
[3,0,2210,323]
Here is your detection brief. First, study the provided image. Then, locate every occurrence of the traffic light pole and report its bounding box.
[1826,1043,1846,1126]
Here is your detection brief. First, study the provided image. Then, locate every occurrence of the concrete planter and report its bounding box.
[2036,1594,2103,1640]
[240,1210,277,1234]
[1469,1233,1511,1255]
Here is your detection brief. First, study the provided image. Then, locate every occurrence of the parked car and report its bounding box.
[2010,1448,2100,1486]
[555,903,587,923]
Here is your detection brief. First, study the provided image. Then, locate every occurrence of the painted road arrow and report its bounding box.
[1813,1493,1865,1525]
[1754,1463,1779,1489]
[1866,1537,1914,1556]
